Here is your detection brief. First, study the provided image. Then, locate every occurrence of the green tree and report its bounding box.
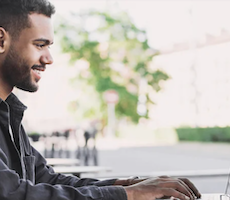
[55,9,169,123]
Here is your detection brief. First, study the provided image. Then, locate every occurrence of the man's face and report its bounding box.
[1,13,54,92]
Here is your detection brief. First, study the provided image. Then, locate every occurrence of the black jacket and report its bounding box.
[0,93,127,200]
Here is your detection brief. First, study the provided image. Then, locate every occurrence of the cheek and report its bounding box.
[19,49,40,67]
[18,43,39,59]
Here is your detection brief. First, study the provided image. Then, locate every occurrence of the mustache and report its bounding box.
[31,65,46,70]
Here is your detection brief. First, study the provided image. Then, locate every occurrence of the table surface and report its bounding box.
[156,194,223,200]
[53,166,112,175]
[199,193,223,200]
[46,158,80,166]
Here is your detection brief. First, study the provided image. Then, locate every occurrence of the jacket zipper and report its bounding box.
[7,104,26,180]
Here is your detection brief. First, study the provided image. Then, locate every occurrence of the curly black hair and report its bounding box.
[0,0,55,39]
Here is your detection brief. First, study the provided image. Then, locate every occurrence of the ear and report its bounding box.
[0,28,9,54]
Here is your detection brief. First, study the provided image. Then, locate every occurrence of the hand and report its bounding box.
[124,176,201,200]
[114,176,147,186]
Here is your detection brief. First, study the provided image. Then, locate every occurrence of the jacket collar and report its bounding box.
[1,93,27,113]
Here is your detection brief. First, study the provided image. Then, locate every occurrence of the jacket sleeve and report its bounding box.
[0,148,127,200]
[32,146,117,187]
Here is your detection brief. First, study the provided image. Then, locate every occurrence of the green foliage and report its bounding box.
[55,9,169,123]
[176,127,230,142]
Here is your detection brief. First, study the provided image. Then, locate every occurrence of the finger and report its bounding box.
[158,180,195,200]
[179,178,202,198]
[159,175,170,178]
[159,177,198,199]
[158,188,191,200]
[177,179,197,199]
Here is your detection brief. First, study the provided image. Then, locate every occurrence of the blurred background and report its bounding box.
[14,0,230,193]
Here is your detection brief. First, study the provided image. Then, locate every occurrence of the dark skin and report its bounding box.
[0,12,201,200]
[0,14,53,100]
[114,176,201,200]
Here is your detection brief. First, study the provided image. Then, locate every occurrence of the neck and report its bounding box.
[0,81,13,101]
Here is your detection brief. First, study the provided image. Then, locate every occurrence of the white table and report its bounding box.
[46,158,80,166]
[53,166,112,178]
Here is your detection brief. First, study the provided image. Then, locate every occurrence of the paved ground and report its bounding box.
[33,138,230,194]
[93,140,230,194]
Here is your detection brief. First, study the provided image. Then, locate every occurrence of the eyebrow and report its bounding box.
[33,38,54,45]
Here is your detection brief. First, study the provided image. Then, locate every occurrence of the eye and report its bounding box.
[35,44,45,49]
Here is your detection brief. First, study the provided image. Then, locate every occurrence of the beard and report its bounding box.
[1,45,39,93]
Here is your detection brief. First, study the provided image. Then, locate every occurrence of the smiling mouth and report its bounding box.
[31,65,46,79]
[33,69,42,75]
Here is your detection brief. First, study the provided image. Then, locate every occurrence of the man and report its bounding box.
[0,0,201,199]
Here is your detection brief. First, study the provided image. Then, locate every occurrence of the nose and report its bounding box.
[40,49,53,65]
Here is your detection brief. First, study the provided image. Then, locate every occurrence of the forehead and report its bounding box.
[16,13,54,44]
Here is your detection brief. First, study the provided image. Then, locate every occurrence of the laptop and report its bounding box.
[156,193,227,200]
[157,171,230,200]
[198,193,225,200]
[198,169,230,200]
